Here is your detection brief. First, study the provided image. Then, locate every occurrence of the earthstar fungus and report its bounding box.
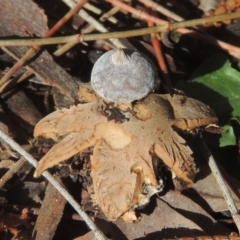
[33,48,218,222]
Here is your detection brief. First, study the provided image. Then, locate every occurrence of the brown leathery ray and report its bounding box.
[33,93,218,221]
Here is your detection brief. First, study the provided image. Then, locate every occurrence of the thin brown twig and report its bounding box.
[0,0,88,88]
[0,157,26,189]
[0,12,240,52]
[0,70,33,94]
[63,0,125,48]
[45,0,88,39]
[138,0,240,59]
[0,46,34,93]
[146,9,172,90]
[0,49,36,88]
[54,2,122,56]
[105,0,240,58]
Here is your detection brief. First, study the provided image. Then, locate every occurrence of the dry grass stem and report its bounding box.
[99,6,119,23]
[54,41,78,56]
[138,0,184,21]
[84,2,102,15]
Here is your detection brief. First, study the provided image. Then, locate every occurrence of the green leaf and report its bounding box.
[176,54,240,147]
[232,116,240,124]
[203,120,238,147]
[218,124,236,147]
[177,54,240,119]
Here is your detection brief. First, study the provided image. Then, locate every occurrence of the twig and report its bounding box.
[200,141,240,233]
[139,0,240,58]
[99,6,119,23]
[0,157,26,189]
[63,0,126,48]
[0,70,33,93]
[0,129,106,240]
[0,47,34,93]
[83,2,102,15]
[0,49,36,88]
[107,0,238,26]
[45,0,88,38]
[0,11,240,47]
[0,0,88,88]
[54,3,121,56]
[105,0,240,58]
[54,41,77,57]
[146,7,172,90]
[82,6,119,34]
[138,0,183,21]
[138,0,240,58]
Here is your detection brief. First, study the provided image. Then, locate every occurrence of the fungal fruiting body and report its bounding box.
[33,48,218,222]
[33,93,217,221]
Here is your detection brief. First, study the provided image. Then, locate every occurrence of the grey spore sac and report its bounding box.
[91,48,158,103]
